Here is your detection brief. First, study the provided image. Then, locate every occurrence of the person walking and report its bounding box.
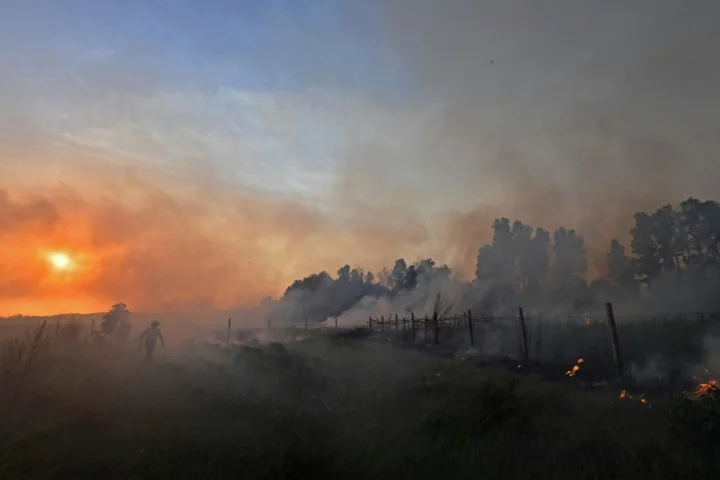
[139,320,165,361]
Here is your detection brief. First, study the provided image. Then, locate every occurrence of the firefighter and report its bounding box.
[139,320,165,361]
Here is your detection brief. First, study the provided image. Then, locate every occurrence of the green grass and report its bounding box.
[0,333,719,479]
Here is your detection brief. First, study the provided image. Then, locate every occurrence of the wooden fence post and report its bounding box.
[536,315,542,363]
[380,316,384,332]
[368,316,373,332]
[227,318,231,345]
[433,311,440,345]
[467,309,475,348]
[395,314,399,332]
[605,302,624,381]
[424,314,429,342]
[334,316,338,328]
[518,307,529,364]
[411,312,415,341]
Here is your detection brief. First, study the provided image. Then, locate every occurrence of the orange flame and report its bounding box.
[619,389,649,405]
[693,379,718,396]
[566,358,584,377]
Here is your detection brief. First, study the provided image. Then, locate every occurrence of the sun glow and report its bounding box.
[47,252,73,271]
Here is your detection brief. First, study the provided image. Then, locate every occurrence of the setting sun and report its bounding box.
[48,252,73,271]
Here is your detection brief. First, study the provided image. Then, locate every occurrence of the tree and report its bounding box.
[549,227,588,303]
[100,303,132,340]
[606,239,637,294]
[403,264,418,290]
[630,212,660,285]
[389,258,408,293]
[652,205,682,274]
[475,244,496,283]
[526,227,551,297]
[630,205,682,285]
[475,218,517,287]
[512,220,534,293]
[678,198,720,275]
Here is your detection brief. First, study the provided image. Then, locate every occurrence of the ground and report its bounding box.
[0,332,719,479]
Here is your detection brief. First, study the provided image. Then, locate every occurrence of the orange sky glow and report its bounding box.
[3,1,719,317]
[0,160,444,317]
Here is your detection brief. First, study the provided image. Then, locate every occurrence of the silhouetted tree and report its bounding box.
[389,259,408,292]
[678,198,720,276]
[526,227,551,298]
[100,303,132,340]
[513,221,534,293]
[549,227,588,303]
[606,239,637,293]
[278,196,720,321]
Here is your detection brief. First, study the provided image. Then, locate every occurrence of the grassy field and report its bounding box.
[1,325,719,479]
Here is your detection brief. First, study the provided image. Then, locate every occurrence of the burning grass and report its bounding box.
[0,332,719,479]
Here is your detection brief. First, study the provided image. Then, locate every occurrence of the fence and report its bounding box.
[362,303,720,385]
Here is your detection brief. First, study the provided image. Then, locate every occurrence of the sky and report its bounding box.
[1,0,719,316]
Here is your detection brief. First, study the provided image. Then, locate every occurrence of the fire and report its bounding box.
[693,379,718,396]
[566,358,584,377]
[619,389,649,405]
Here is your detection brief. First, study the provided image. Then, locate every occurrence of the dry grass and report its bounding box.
[0,329,719,479]
[0,321,53,409]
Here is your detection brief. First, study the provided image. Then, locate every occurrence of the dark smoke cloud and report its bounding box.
[340,0,720,277]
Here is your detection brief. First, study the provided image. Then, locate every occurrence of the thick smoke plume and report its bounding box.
[273,197,720,327]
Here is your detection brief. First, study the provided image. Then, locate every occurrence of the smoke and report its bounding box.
[0,166,431,317]
[3,0,720,317]
[353,0,720,276]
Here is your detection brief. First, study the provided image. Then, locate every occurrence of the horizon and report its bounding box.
[2,0,719,316]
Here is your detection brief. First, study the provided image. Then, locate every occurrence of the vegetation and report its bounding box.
[0,330,719,479]
[99,303,133,340]
[273,198,720,324]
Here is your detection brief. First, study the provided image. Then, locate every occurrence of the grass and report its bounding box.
[0,330,719,479]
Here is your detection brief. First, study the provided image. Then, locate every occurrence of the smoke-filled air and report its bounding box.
[2,1,720,479]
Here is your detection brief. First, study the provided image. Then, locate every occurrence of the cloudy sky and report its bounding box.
[1,0,719,315]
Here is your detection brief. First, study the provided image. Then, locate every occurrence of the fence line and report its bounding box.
[209,305,720,384]
[349,304,720,383]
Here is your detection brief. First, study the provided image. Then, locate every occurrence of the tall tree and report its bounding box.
[526,227,551,296]
[630,212,661,285]
[678,198,720,274]
[389,258,408,292]
[606,239,637,293]
[630,205,682,284]
[549,227,588,302]
[475,218,517,287]
[512,221,534,293]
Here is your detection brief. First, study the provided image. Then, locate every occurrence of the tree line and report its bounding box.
[277,197,720,322]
